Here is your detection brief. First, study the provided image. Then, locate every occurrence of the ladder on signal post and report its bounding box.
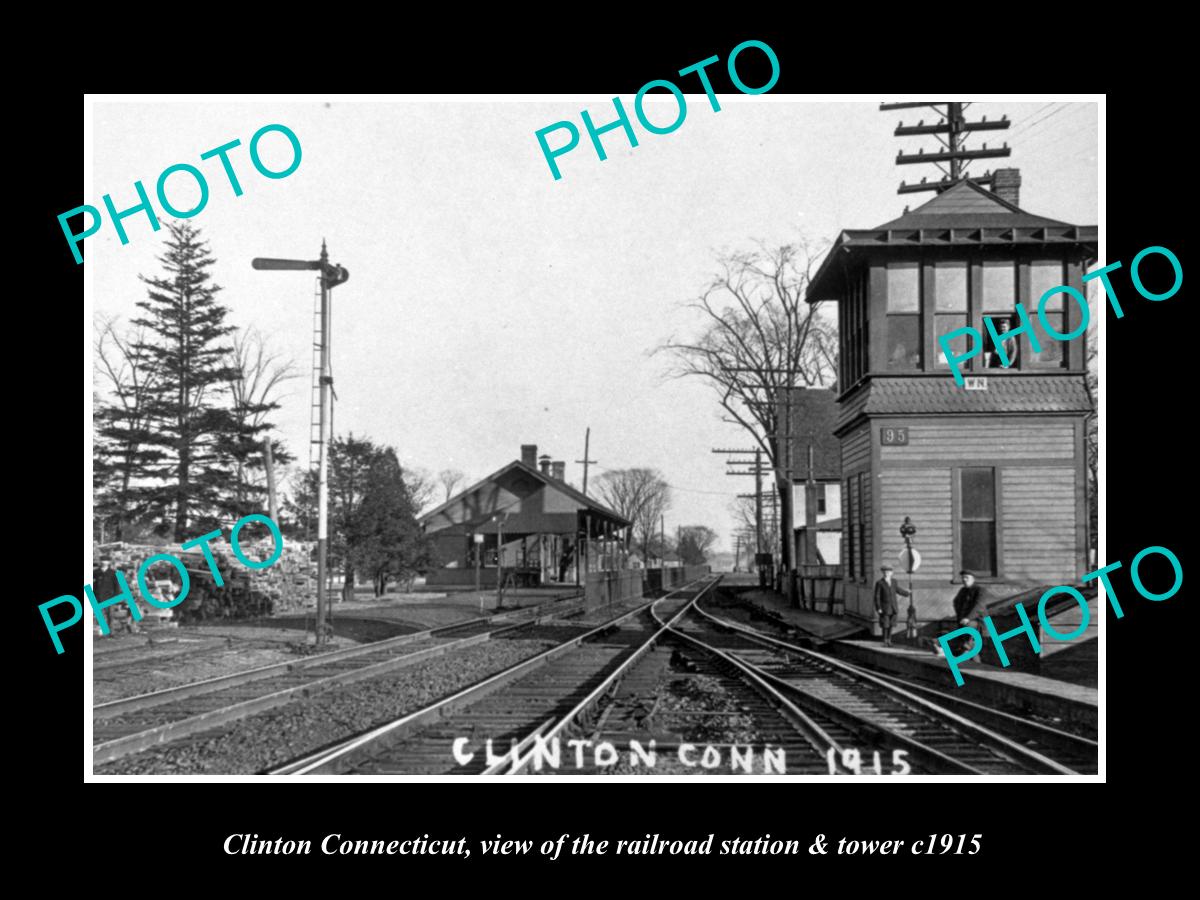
[305,277,322,615]
[309,277,322,473]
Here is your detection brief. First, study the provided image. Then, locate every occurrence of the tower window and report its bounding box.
[886,264,921,370]
[1028,261,1068,369]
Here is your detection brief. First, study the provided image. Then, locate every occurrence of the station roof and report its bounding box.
[419,459,631,536]
[806,180,1098,302]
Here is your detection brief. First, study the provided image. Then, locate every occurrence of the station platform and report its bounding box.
[724,585,866,641]
[826,640,1098,733]
[716,575,1097,734]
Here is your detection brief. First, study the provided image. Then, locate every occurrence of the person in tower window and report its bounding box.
[985,317,1019,368]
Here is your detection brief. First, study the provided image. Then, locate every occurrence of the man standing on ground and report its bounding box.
[874,563,910,647]
[558,540,574,583]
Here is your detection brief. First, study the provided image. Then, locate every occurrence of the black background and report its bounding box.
[24,23,1187,883]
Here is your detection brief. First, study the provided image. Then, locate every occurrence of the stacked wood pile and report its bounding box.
[92,538,316,627]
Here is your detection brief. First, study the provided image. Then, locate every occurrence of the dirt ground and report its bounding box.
[92,627,364,704]
[91,588,579,704]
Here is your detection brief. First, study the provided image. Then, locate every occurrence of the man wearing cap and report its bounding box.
[874,563,910,647]
[951,570,988,656]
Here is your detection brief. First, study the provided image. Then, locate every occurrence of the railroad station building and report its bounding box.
[805,170,1097,628]
[419,444,632,588]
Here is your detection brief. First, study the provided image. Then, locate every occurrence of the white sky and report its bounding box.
[89,97,1098,551]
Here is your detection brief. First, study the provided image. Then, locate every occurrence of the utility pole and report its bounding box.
[715,448,772,592]
[576,427,597,497]
[755,449,764,557]
[252,241,349,645]
[715,447,768,556]
[781,385,796,606]
[263,438,278,524]
[881,101,1011,195]
[494,513,506,610]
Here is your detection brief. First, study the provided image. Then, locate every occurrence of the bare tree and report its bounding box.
[222,327,298,516]
[404,466,439,515]
[437,468,466,503]
[656,241,836,582]
[594,468,672,563]
[728,495,780,557]
[94,315,161,541]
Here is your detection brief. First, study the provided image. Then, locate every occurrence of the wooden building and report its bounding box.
[419,444,631,587]
[780,388,842,568]
[805,172,1097,629]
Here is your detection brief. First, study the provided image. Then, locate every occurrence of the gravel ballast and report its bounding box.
[95,637,557,775]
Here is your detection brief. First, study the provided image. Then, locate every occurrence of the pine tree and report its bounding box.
[132,221,238,540]
[93,318,164,541]
[355,449,431,596]
[328,434,381,602]
[286,435,430,600]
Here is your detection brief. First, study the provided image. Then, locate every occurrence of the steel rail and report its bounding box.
[94,592,584,719]
[93,597,585,767]
[834,657,1098,761]
[692,598,1080,775]
[484,581,712,775]
[497,578,843,775]
[267,585,706,776]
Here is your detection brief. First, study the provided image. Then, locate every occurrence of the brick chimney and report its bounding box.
[520,444,537,467]
[992,168,1021,206]
[551,461,565,482]
[539,454,552,476]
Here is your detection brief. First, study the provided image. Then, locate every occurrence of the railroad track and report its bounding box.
[700,590,1097,768]
[93,637,242,680]
[825,658,1098,772]
[92,593,585,767]
[273,577,849,776]
[685,595,1093,775]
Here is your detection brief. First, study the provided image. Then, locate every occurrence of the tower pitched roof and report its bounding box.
[805,180,1097,303]
[873,179,1070,230]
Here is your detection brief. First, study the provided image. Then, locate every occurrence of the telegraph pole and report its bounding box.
[715,447,768,556]
[718,446,772,587]
[263,438,278,524]
[880,101,1012,195]
[252,241,349,645]
[576,427,597,497]
[755,450,764,556]
[781,385,796,606]
[494,513,506,610]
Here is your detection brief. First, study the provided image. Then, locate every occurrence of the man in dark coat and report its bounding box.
[873,563,910,647]
[951,569,988,655]
[558,540,574,583]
